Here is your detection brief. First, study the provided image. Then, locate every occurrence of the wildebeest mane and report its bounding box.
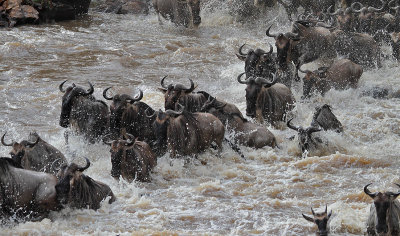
[177,92,207,113]
[0,157,23,171]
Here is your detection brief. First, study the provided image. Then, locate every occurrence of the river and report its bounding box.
[1,1,400,235]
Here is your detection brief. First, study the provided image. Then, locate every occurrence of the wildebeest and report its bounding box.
[199,92,277,148]
[1,132,67,175]
[109,135,156,182]
[266,22,337,70]
[59,80,109,143]
[298,59,363,98]
[302,205,332,236]
[237,72,295,126]
[149,106,225,158]
[311,104,343,133]
[158,76,207,112]
[152,0,201,28]
[55,157,116,210]
[365,183,400,236]
[267,21,381,69]
[103,87,158,151]
[0,157,60,221]
[254,0,277,8]
[391,32,400,60]
[287,118,323,156]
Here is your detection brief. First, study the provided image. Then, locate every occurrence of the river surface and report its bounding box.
[1,1,400,235]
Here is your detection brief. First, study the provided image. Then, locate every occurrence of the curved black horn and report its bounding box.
[145,107,156,118]
[368,0,386,12]
[392,183,400,198]
[311,207,315,216]
[128,89,144,103]
[364,183,378,198]
[266,25,278,38]
[184,78,195,92]
[25,136,40,148]
[103,87,114,100]
[1,133,13,146]
[77,157,91,172]
[83,82,94,96]
[287,118,300,131]
[160,76,169,89]
[389,0,400,10]
[351,2,364,13]
[165,107,184,116]
[59,80,68,93]
[237,72,249,84]
[329,5,343,15]
[238,44,248,56]
[306,126,322,134]
[267,43,273,54]
[255,74,277,87]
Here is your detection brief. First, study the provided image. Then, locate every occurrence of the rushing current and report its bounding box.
[1,1,400,235]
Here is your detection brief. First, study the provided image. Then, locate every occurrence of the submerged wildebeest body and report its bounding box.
[59,81,109,143]
[109,136,157,182]
[199,92,277,149]
[237,73,295,126]
[2,132,67,175]
[152,0,201,28]
[103,88,159,153]
[55,157,116,210]
[151,107,225,158]
[311,104,343,133]
[365,183,400,236]
[158,76,208,112]
[0,157,59,222]
[302,205,332,236]
[299,59,363,97]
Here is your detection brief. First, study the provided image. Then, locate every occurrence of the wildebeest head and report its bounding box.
[298,65,329,98]
[302,205,332,236]
[237,72,277,117]
[1,132,40,165]
[266,25,300,67]
[59,80,94,128]
[55,157,91,205]
[364,183,400,235]
[103,87,143,136]
[109,136,136,179]
[236,44,275,78]
[287,118,322,154]
[158,76,195,110]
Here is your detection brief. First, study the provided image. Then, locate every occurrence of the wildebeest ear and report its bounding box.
[236,54,247,61]
[158,88,168,94]
[302,214,314,222]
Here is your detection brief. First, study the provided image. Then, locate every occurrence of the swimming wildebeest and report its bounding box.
[0,157,60,222]
[149,105,225,158]
[152,0,201,28]
[298,59,363,98]
[158,76,208,112]
[237,72,295,126]
[59,80,109,143]
[103,88,158,151]
[109,134,157,182]
[302,205,332,236]
[199,92,277,149]
[1,132,67,175]
[277,0,336,21]
[365,183,400,236]
[55,157,116,210]
[311,104,343,133]
[287,118,323,156]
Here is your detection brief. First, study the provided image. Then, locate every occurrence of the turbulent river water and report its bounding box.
[1,1,400,235]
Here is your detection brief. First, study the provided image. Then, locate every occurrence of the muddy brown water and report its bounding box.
[1,2,400,235]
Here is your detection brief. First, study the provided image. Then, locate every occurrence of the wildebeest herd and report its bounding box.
[3,0,400,235]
